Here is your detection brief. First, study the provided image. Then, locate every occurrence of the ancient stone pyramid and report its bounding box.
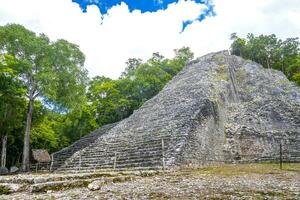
[52,51,300,171]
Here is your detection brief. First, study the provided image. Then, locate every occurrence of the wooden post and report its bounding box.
[50,154,54,172]
[280,142,282,170]
[162,138,165,171]
[79,153,81,172]
[36,162,39,173]
[113,152,117,170]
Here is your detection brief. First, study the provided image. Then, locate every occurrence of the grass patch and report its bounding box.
[148,192,170,200]
[190,163,300,176]
[0,186,10,195]
[214,64,229,82]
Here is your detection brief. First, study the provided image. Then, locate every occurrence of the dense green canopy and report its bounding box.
[0,24,88,170]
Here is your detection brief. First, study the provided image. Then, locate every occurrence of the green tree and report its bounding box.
[174,46,194,64]
[0,24,88,171]
[88,78,131,125]
[86,47,194,128]
[0,54,26,168]
[288,54,300,84]
[279,38,300,74]
[120,58,142,79]
[30,116,58,152]
[61,102,98,142]
[230,33,246,57]
[230,33,300,85]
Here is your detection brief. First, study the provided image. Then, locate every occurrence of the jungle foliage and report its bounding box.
[0,24,193,169]
[230,33,300,85]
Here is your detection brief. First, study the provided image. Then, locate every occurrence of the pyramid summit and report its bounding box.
[52,51,300,171]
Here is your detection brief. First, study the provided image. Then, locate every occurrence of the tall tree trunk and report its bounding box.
[266,58,271,69]
[281,60,285,75]
[1,134,7,168]
[21,98,34,172]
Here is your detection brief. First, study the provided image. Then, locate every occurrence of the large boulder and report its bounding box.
[10,166,19,174]
[0,167,9,175]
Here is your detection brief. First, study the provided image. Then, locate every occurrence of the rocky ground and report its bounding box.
[0,163,299,199]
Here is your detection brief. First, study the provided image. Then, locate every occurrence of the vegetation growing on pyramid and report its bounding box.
[230,33,300,85]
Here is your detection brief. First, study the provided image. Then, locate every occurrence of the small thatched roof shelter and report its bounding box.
[32,149,51,163]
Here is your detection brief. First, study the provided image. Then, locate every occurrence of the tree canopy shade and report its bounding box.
[0,24,88,171]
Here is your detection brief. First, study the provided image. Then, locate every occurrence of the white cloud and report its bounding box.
[0,0,299,79]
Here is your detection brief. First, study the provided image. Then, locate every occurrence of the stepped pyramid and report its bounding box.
[52,51,300,171]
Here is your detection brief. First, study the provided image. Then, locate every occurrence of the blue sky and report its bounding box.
[0,0,299,78]
[73,0,208,14]
[72,0,216,32]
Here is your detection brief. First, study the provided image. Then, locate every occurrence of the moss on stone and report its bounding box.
[235,68,247,84]
[0,186,10,195]
[148,191,170,199]
[214,64,229,82]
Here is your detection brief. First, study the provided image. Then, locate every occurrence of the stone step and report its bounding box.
[60,154,162,165]
[69,150,163,164]
[86,145,164,154]
[56,133,183,151]
[58,166,162,173]
[51,123,118,170]
[59,160,162,171]
[77,156,162,164]
[71,153,160,162]
[55,144,163,157]
[55,142,173,161]
[80,141,166,151]
[98,134,184,144]
[53,151,163,168]
[90,139,169,149]
[82,146,163,156]
[54,132,186,172]
[77,142,162,151]
[70,156,162,166]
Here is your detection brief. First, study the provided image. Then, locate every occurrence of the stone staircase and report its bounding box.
[52,51,235,172]
[57,134,187,172]
[51,123,117,171]
[52,51,300,172]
